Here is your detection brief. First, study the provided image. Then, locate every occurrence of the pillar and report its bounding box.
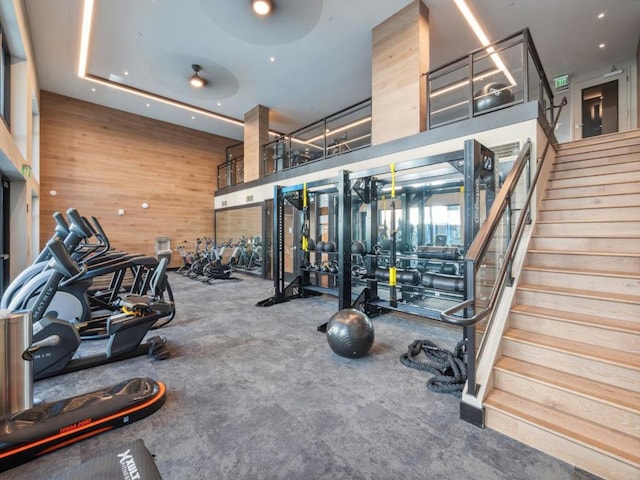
[371,0,429,145]
[243,105,269,182]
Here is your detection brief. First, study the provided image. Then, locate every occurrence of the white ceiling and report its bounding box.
[22,0,640,142]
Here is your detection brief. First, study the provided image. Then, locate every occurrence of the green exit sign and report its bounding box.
[553,74,570,90]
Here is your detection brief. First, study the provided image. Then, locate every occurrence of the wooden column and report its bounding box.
[243,105,269,182]
[371,0,429,145]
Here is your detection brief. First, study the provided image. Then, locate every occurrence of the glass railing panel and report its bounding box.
[263,136,290,176]
[217,163,227,189]
[234,156,244,185]
[290,121,325,168]
[473,150,530,356]
[471,40,523,116]
[325,100,372,157]
[428,58,470,128]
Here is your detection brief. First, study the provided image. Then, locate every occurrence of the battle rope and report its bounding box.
[399,339,467,396]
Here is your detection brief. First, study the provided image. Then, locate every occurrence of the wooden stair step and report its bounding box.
[525,250,640,274]
[510,304,640,334]
[516,283,640,321]
[529,235,640,253]
[553,151,640,172]
[557,138,640,160]
[541,193,640,210]
[546,173,640,192]
[544,181,640,200]
[555,143,640,163]
[503,328,640,371]
[559,130,640,152]
[510,303,640,353]
[493,357,640,436]
[534,219,640,236]
[484,390,640,477]
[551,159,640,178]
[521,265,640,297]
[538,206,640,222]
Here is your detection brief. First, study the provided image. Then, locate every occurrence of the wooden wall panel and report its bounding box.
[243,105,269,182]
[371,0,429,145]
[39,91,235,268]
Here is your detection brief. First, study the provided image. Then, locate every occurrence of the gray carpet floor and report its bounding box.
[3,272,578,479]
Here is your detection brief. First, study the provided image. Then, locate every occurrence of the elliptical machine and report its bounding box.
[18,237,171,380]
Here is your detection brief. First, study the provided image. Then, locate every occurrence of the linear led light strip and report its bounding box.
[430,68,500,98]
[454,0,517,87]
[78,0,258,131]
[431,82,515,115]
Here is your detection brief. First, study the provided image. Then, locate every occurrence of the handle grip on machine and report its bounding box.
[47,237,82,278]
[66,208,94,239]
[53,212,70,237]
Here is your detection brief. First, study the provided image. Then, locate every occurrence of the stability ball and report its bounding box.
[326,309,374,358]
[473,82,514,113]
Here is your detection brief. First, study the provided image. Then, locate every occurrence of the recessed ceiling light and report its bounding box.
[269,56,275,62]
[124,71,129,76]
[91,87,96,92]
[599,43,605,49]
[252,0,273,16]
[146,103,150,107]
[217,102,222,106]
[191,116,196,120]
[597,12,605,19]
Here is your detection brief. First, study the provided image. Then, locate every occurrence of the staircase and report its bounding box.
[483,129,640,480]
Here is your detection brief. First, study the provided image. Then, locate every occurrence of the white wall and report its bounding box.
[553,60,638,143]
[0,0,41,278]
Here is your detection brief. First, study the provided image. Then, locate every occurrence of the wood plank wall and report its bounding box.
[39,91,236,268]
[371,0,429,145]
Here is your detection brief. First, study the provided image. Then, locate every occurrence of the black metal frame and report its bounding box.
[258,140,496,323]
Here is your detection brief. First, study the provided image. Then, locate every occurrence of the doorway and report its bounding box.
[581,80,618,138]
[573,70,630,141]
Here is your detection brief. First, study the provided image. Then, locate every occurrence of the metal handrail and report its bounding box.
[441,96,566,328]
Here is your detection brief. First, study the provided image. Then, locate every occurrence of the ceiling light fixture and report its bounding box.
[599,43,605,49]
[597,12,605,19]
[190,64,206,88]
[252,0,273,16]
[77,0,272,131]
[453,0,516,87]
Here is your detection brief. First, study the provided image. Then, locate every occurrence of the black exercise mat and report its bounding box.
[54,438,163,480]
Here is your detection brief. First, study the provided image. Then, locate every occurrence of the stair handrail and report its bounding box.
[441,97,567,394]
